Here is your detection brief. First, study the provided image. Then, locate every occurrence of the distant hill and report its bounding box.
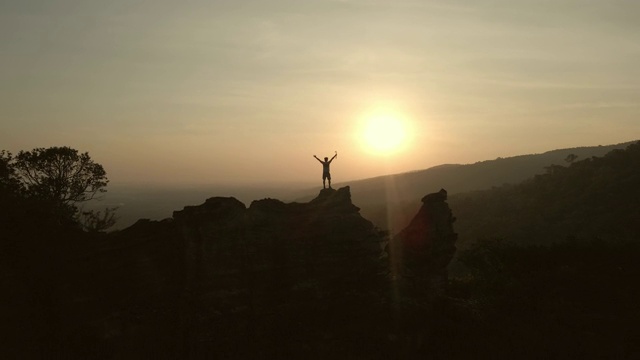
[323,141,638,232]
[449,141,640,248]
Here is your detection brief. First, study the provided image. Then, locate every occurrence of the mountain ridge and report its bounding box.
[329,140,638,232]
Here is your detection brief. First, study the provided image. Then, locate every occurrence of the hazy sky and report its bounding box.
[1,0,639,186]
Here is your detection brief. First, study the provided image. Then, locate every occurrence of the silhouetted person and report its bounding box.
[313,152,337,189]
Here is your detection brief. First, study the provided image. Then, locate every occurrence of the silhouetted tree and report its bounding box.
[13,147,108,207]
[0,146,113,228]
[565,153,578,164]
[78,207,119,232]
[1,151,24,234]
[542,164,565,175]
[1,150,24,195]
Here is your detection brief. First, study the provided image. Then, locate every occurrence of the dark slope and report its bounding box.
[450,141,640,247]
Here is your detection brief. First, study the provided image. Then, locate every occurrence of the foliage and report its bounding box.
[452,237,640,357]
[564,153,578,164]
[1,146,114,231]
[13,146,108,206]
[444,143,640,357]
[0,150,21,195]
[450,141,640,247]
[77,207,119,232]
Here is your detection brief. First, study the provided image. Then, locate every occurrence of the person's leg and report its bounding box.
[328,174,332,189]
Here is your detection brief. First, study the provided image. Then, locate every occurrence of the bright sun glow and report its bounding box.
[361,113,409,154]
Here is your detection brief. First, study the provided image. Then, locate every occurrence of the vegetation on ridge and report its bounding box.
[450,141,640,247]
[1,146,116,232]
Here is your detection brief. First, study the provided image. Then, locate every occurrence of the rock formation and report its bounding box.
[3,186,458,358]
[172,186,385,312]
[388,188,457,299]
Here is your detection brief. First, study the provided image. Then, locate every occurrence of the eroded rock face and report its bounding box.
[170,186,457,331]
[172,186,385,310]
[7,186,458,357]
[388,188,458,298]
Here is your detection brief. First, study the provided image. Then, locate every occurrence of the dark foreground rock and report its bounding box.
[2,187,459,358]
[389,188,458,299]
[170,187,387,357]
[173,187,383,303]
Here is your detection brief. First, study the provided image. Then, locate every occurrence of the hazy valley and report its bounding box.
[103,141,635,231]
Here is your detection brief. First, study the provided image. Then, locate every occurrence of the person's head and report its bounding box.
[324,157,328,161]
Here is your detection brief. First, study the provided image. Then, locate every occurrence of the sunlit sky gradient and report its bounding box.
[2,0,639,185]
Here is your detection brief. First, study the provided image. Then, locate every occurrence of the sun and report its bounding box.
[361,113,409,154]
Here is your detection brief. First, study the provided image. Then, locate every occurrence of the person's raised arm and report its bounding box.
[313,155,323,163]
[329,153,337,162]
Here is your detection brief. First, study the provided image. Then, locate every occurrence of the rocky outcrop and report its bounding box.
[170,186,458,309]
[4,186,457,358]
[169,186,458,354]
[388,188,457,298]
[172,187,384,309]
[167,187,388,356]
